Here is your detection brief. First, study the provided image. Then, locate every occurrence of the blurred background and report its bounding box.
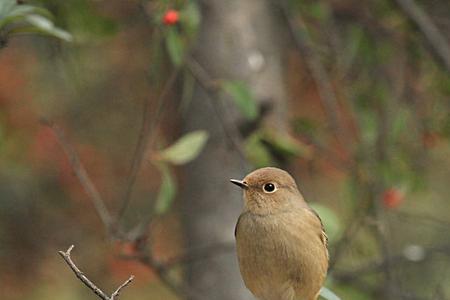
[0,0,449,299]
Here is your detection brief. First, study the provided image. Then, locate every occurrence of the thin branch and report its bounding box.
[329,201,369,270]
[298,133,350,171]
[111,276,135,300]
[42,120,114,231]
[278,0,353,152]
[59,245,110,300]
[119,242,235,271]
[185,57,219,91]
[120,238,208,300]
[373,93,397,298]
[162,242,235,269]
[117,69,180,223]
[334,243,450,282]
[372,209,396,298]
[394,211,450,230]
[431,274,448,300]
[393,0,450,73]
[185,57,248,166]
[58,245,134,300]
[329,219,364,270]
[137,253,207,300]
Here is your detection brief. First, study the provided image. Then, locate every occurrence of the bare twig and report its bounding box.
[119,242,235,271]
[110,276,135,300]
[122,255,203,298]
[373,93,397,299]
[394,211,450,230]
[137,252,207,300]
[58,245,134,300]
[115,219,211,299]
[117,69,180,223]
[328,212,367,271]
[278,0,353,151]
[334,243,450,281]
[298,133,349,171]
[162,242,235,269]
[393,0,450,73]
[185,57,248,165]
[328,169,376,270]
[42,120,114,231]
[59,245,110,299]
[185,57,219,91]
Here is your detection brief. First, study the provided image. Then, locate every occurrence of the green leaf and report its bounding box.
[181,1,200,37]
[261,130,312,159]
[309,203,341,242]
[0,0,16,20]
[158,130,208,165]
[221,81,258,121]
[8,15,72,42]
[319,286,341,300]
[0,2,72,43]
[244,132,275,168]
[61,0,117,39]
[0,3,52,29]
[179,70,195,113]
[23,15,72,41]
[154,163,176,215]
[165,27,184,66]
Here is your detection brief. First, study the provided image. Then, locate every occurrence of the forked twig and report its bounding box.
[58,245,134,300]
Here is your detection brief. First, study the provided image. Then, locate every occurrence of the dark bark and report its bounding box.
[181,0,289,299]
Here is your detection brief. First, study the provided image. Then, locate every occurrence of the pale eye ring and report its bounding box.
[263,183,276,193]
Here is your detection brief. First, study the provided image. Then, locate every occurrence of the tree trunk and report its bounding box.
[181,1,288,299]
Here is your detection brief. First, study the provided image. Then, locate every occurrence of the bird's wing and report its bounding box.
[234,217,240,237]
[234,211,248,237]
[307,207,329,261]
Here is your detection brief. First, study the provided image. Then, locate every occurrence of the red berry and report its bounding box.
[163,9,179,25]
[382,188,404,209]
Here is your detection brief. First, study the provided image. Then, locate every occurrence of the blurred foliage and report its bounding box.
[0,0,449,300]
[165,26,184,66]
[154,162,176,215]
[155,130,208,165]
[40,0,118,40]
[221,80,258,121]
[288,1,450,298]
[0,0,72,46]
[310,202,342,243]
[152,130,209,214]
[244,128,313,168]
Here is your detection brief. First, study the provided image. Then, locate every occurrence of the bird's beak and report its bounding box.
[230,179,249,189]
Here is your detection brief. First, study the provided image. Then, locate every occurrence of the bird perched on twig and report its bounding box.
[231,167,328,300]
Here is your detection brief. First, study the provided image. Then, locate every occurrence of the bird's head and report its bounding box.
[230,167,303,214]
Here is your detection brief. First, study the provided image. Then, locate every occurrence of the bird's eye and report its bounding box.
[263,183,276,193]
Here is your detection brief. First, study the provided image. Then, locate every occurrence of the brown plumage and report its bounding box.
[231,167,328,300]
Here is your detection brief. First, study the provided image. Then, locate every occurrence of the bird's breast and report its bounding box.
[235,211,328,300]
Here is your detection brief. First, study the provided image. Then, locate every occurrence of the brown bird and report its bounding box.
[231,167,328,300]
